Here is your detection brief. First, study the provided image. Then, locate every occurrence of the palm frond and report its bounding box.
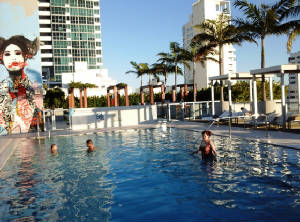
[272,0,296,20]
[287,22,300,52]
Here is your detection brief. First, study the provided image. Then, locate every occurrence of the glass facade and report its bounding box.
[39,0,103,85]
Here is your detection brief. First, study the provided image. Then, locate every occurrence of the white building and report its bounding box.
[61,62,132,97]
[287,51,300,113]
[182,0,236,89]
[38,0,103,86]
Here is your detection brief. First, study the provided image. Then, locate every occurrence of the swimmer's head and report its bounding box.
[202,130,212,140]
[51,144,58,153]
[202,130,212,137]
[86,139,94,148]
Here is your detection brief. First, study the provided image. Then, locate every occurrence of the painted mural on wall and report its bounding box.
[0,0,43,135]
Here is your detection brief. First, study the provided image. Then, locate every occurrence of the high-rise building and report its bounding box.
[287,51,300,113]
[38,0,103,87]
[182,0,236,89]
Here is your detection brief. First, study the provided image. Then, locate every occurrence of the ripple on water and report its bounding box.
[0,128,299,222]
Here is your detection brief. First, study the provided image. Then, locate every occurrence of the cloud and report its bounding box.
[0,0,38,17]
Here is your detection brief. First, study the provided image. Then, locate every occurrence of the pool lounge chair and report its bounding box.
[202,111,245,126]
[249,112,276,129]
[270,113,300,129]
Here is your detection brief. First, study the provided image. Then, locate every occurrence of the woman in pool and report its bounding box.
[0,35,40,135]
[193,130,217,162]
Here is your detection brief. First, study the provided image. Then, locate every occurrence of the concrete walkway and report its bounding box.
[167,121,300,150]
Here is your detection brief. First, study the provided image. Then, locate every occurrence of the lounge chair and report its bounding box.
[250,112,276,129]
[270,113,300,129]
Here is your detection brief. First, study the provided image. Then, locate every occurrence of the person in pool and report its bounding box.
[192,130,217,162]
[86,139,96,153]
[50,144,58,154]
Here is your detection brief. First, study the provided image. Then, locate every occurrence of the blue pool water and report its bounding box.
[0,128,299,222]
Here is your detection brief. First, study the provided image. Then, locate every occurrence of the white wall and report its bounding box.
[70,105,157,130]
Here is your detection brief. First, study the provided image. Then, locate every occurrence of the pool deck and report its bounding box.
[1,120,299,170]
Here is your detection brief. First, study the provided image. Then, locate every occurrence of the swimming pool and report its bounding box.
[0,128,299,222]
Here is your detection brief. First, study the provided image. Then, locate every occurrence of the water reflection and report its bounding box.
[8,142,37,217]
[0,128,299,221]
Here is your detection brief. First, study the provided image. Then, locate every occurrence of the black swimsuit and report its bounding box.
[199,141,216,162]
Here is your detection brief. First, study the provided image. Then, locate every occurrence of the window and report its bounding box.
[51,0,65,6]
[51,7,65,14]
[216,4,219,11]
[42,58,53,62]
[52,16,66,23]
[87,25,94,32]
[88,42,95,48]
[81,50,88,56]
[87,17,94,24]
[69,0,77,7]
[80,33,88,40]
[72,41,80,48]
[40,24,51,28]
[78,0,85,7]
[89,50,95,56]
[39,15,51,20]
[86,1,93,8]
[41,49,53,53]
[52,24,66,31]
[79,17,86,24]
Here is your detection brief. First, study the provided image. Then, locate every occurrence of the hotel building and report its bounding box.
[38,0,113,95]
[182,0,236,89]
[287,51,300,113]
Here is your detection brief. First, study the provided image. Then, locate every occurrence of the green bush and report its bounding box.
[43,81,284,108]
[44,88,68,109]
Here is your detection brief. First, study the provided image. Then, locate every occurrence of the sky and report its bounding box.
[101,0,300,90]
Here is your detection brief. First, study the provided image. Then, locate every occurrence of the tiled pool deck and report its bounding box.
[1,120,299,170]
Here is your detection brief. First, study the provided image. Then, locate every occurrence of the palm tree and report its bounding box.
[193,13,255,103]
[181,45,217,102]
[233,0,296,101]
[157,42,190,91]
[126,61,146,87]
[139,63,153,85]
[151,62,181,86]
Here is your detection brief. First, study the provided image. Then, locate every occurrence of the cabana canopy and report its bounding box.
[250,64,300,130]
[209,72,255,116]
[250,64,300,75]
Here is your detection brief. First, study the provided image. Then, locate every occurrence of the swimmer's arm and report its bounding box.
[209,140,217,156]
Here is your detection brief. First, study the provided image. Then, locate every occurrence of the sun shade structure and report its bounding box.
[107,83,129,107]
[140,84,166,105]
[250,64,300,130]
[209,72,257,116]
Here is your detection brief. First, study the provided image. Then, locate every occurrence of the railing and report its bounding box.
[157,101,215,121]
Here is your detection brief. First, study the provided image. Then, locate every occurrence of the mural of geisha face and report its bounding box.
[0,35,41,135]
[2,44,26,72]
